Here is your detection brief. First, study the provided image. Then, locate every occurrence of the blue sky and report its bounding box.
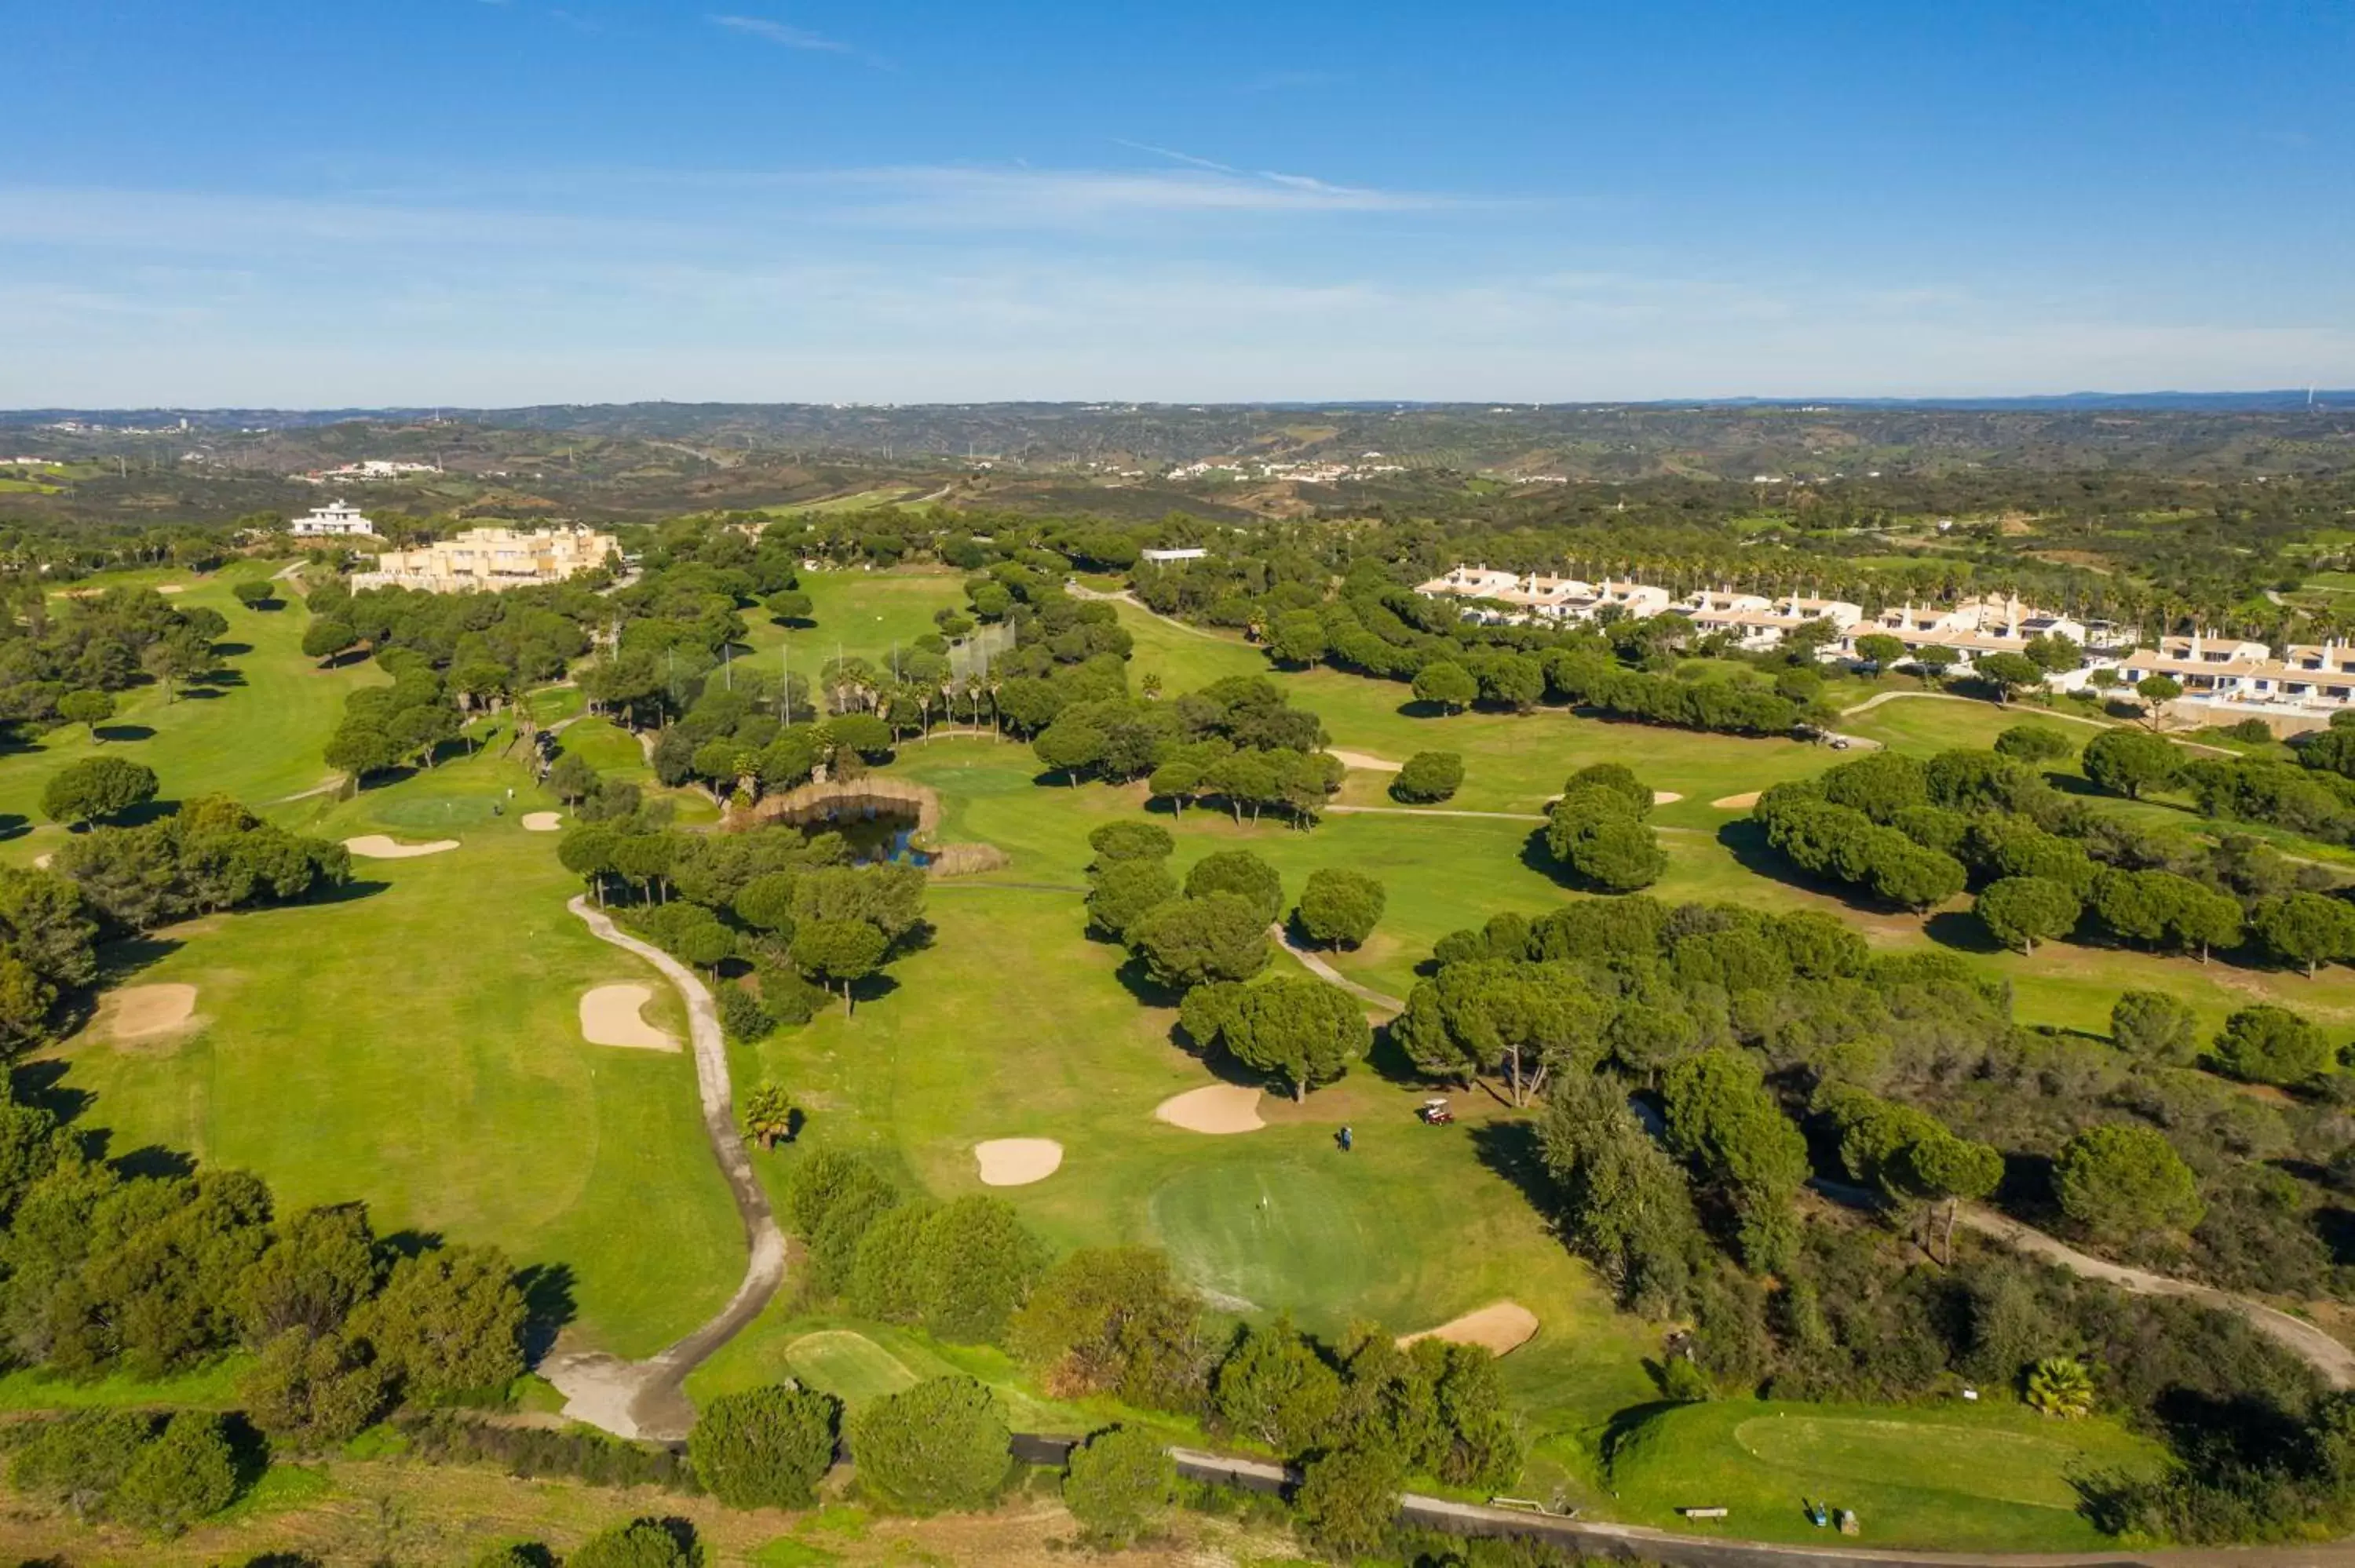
[5,1,2350,406]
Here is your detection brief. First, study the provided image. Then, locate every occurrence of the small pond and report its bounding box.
[795,800,930,867]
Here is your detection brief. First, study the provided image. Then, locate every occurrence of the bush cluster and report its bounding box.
[1543,762,1667,892]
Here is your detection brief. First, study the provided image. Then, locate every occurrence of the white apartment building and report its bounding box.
[289,500,378,538]
[1673,589,1864,649]
[1414,566,1671,625]
[1836,595,2089,668]
[2117,634,2355,713]
[353,525,618,593]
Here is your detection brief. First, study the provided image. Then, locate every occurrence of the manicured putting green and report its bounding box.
[1147,1155,1390,1316]
[783,1330,919,1405]
[369,793,507,830]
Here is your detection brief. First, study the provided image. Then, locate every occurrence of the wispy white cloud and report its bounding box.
[810,163,1465,227]
[1112,140,1241,175]
[708,13,847,52]
[706,13,887,65]
[0,185,689,251]
[3,170,2345,405]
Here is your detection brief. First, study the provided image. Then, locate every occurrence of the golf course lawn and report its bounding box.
[0,560,382,867]
[6,559,2344,1552]
[883,725,2355,1038]
[708,855,1659,1479]
[690,1315,1103,1435]
[739,566,971,676]
[1606,1398,2167,1551]
[1111,603,1835,822]
[40,730,746,1359]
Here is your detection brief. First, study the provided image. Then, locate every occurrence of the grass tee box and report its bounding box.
[1606,1398,2166,1552]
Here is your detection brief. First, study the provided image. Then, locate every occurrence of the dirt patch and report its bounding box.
[927,842,1013,877]
[1652,790,1683,805]
[1711,791,1762,810]
[342,834,459,859]
[973,1137,1064,1186]
[1153,1083,1265,1134]
[579,984,678,1051]
[1399,1300,1539,1356]
[1327,749,1402,773]
[520,811,563,833]
[104,983,198,1041]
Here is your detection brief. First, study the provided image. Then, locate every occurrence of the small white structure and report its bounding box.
[290,500,377,538]
[1140,547,1208,563]
[300,458,442,483]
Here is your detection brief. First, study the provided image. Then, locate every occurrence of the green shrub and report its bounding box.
[849,1377,1010,1514]
[110,1411,240,1537]
[689,1384,842,1509]
[1391,751,1465,803]
[1061,1424,1176,1545]
[568,1518,703,1568]
[9,1410,152,1520]
[718,986,773,1043]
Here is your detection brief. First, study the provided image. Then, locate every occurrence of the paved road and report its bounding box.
[1328,803,1549,823]
[1269,921,1406,1012]
[1167,1446,2355,1566]
[544,898,787,1440]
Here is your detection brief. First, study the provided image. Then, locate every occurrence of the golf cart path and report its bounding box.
[1327,802,1706,836]
[543,896,787,1440]
[1072,582,1235,640]
[1956,1205,2355,1387]
[1173,1441,2355,1563]
[1836,690,2234,756]
[1809,1177,2355,1390]
[1166,1446,2355,1566]
[1328,803,1547,823]
[270,775,347,804]
[1269,922,1405,1012]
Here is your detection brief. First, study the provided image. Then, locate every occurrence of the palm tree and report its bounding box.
[740,1081,796,1150]
[2026,1355,2095,1420]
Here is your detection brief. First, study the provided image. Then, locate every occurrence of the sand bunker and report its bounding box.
[1327,749,1402,773]
[1652,790,1683,805]
[974,1138,1064,1186]
[1400,1300,1540,1357]
[31,853,51,870]
[105,983,198,1041]
[342,834,459,859]
[1711,791,1762,810]
[157,584,186,594]
[1153,1083,1265,1135]
[579,984,677,1051]
[520,811,563,833]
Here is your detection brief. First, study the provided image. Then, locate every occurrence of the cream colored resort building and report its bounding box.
[353,525,618,593]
